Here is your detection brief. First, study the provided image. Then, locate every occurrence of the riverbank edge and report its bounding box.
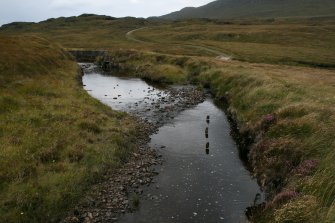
[94,49,334,222]
[62,64,206,223]
[61,65,162,223]
[96,53,255,164]
[0,36,166,223]
[61,114,163,223]
[95,51,265,218]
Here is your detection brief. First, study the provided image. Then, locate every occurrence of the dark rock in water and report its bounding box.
[205,127,209,134]
[206,134,209,139]
[113,97,118,100]
[206,149,210,155]
[74,209,80,216]
[118,95,121,97]
[207,115,210,120]
[105,95,108,97]
[206,142,210,148]
[83,85,86,87]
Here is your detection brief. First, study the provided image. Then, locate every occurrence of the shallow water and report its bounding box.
[83,69,168,113]
[82,66,262,223]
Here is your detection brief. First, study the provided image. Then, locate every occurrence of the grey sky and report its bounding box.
[0,0,214,25]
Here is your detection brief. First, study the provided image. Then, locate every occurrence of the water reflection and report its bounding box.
[82,67,263,223]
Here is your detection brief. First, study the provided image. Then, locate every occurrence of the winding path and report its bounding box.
[126,27,149,43]
[126,27,232,61]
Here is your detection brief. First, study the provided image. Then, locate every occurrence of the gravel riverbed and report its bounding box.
[62,64,205,223]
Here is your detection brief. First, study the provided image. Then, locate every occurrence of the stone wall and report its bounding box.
[68,50,107,62]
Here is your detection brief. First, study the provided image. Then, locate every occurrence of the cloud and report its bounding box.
[179,0,214,7]
[49,0,90,10]
[0,0,215,25]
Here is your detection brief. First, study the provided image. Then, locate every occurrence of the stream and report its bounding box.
[82,64,262,223]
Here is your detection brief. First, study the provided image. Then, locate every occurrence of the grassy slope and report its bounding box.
[2,16,335,67]
[131,19,335,67]
[0,15,147,50]
[0,35,140,222]
[160,0,335,20]
[0,15,225,57]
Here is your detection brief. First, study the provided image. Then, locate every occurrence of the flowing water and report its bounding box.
[82,65,262,223]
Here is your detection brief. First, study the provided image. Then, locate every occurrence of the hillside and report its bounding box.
[122,20,335,68]
[0,14,150,50]
[1,14,335,68]
[161,0,335,20]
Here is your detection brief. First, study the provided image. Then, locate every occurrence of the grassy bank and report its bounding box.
[105,50,335,223]
[0,36,141,222]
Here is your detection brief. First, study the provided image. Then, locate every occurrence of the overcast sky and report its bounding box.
[0,0,214,25]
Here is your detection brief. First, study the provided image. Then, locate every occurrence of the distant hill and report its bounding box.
[0,14,151,50]
[161,0,335,20]
[0,14,146,31]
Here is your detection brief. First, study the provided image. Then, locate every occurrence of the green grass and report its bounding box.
[98,50,189,84]
[0,35,141,223]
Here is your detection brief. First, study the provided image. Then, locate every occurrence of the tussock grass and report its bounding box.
[102,50,188,84]
[0,36,140,222]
